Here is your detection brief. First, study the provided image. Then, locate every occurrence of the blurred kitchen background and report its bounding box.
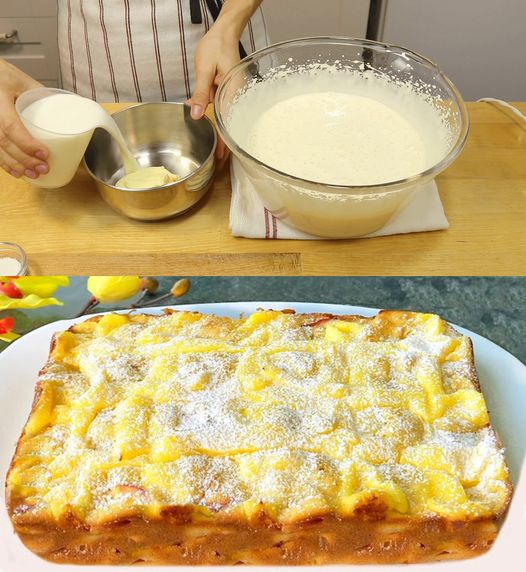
[1,0,525,100]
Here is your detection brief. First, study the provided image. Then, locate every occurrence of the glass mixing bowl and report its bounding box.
[215,37,469,238]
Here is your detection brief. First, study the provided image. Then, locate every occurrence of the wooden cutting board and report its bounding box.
[1,103,525,275]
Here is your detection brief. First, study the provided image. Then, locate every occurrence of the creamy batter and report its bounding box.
[247,91,426,186]
[116,166,180,189]
[228,68,451,186]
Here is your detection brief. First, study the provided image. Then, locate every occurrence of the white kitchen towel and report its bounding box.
[229,158,449,239]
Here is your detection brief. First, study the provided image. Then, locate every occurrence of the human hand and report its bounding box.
[187,26,241,161]
[0,60,49,179]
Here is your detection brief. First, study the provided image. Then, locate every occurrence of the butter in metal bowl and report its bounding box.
[116,166,180,189]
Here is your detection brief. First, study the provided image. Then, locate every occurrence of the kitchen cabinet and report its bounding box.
[258,0,526,100]
[262,0,370,43]
[381,0,526,100]
[0,0,60,87]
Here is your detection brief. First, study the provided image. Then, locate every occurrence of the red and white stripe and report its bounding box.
[263,207,278,239]
[57,0,269,103]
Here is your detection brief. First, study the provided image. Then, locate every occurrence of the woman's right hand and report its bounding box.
[0,59,49,179]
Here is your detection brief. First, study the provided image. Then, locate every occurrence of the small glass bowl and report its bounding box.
[0,242,28,276]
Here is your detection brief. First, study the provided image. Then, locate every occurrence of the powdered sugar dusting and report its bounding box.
[9,310,510,524]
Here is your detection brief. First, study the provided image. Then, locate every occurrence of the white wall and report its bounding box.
[261,0,370,43]
[381,0,526,101]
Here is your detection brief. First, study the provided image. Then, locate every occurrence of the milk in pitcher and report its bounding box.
[17,88,138,188]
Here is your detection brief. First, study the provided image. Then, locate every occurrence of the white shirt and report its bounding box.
[57,0,269,102]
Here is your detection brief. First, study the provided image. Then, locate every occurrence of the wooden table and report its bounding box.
[2,103,525,275]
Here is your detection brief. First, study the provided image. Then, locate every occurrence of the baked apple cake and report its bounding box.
[6,309,512,564]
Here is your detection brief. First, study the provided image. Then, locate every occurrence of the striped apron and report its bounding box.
[57,0,269,102]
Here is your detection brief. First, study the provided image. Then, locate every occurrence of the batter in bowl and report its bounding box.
[228,67,451,187]
[247,91,426,186]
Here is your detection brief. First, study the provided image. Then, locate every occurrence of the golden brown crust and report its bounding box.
[10,509,503,565]
[5,309,512,565]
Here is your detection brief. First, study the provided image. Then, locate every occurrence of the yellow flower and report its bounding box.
[10,276,69,298]
[0,331,20,343]
[87,276,142,303]
[0,294,63,311]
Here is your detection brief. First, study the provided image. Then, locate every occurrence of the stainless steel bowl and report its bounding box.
[84,102,216,221]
